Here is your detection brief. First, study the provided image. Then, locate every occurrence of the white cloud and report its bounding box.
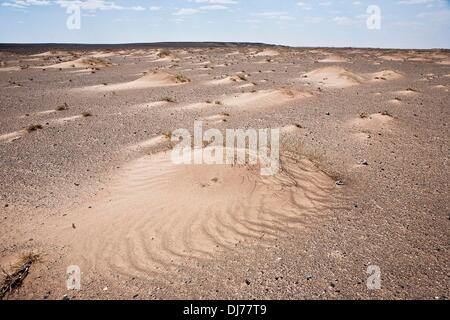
[254,11,295,20]
[173,8,201,15]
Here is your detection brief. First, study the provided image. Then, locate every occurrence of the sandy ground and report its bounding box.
[0,45,449,300]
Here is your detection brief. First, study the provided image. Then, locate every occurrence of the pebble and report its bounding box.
[360,160,369,166]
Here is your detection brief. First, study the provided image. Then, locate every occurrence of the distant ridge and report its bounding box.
[0,42,281,54]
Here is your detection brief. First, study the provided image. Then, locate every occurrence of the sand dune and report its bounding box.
[45,57,112,69]
[62,149,335,278]
[181,102,214,110]
[253,49,279,57]
[84,71,190,91]
[349,113,393,132]
[394,88,419,96]
[370,70,403,81]
[301,67,364,88]
[221,88,312,108]
[52,115,84,124]
[0,130,26,143]
[318,54,348,63]
[379,54,405,61]
[30,51,73,58]
[88,51,116,58]
[0,66,20,72]
[208,75,246,85]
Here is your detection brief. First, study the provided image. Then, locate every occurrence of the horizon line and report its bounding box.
[0,41,449,51]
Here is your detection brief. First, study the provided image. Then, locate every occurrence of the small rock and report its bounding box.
[72,223,76,229]
[360,160,369,166]
[335,180,345,186]
[245,279,251,286]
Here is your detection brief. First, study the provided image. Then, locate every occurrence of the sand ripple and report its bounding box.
[65,150,336,279]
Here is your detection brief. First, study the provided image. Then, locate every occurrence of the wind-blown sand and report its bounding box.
[0,45,449,300]
[301,67,364,88]
[221,89,312,108]
[84,71,189,91]
[60,149,334,279]
[44,57,112,69]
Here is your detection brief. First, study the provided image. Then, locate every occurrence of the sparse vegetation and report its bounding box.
[163,131,172,140]
[158,49,172,59]
[56,103,69,111]
[359,112,368,119]
[0,253,40,300]
[162,97,176,103]
[175,74,190,83]
[25,124,43,133]
[82,112,92,117]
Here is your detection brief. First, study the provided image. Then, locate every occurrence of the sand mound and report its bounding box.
[88,51,116,58]
[436,60,450,65]
[46,57,112,69]
[394,88,419,96]
[379,54,405,61]
[30,51,72,57]
[221,88,312,108]
[318,54,348,63]
[0,66,20,72]
[254,49,279,57]
[370,70,403,81]
[60,149,335,278]
[301,67,364,88]
[85,71,189,91]
[349,113,393,132]
[208,75,246,85]
[0,130,26,143]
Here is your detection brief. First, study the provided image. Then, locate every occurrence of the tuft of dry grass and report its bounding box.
[56,102,69,111]
[25,124,43,133]
[158,49,172,58]
[175,74,190,83]
[162,97,176,103]
[359,112,368,119]
[0,253,40,300]
[163,131,172,140]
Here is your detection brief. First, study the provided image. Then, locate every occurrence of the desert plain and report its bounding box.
[0,44,449,300]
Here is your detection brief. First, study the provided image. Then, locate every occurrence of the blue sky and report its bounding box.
[0,0,449,48]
